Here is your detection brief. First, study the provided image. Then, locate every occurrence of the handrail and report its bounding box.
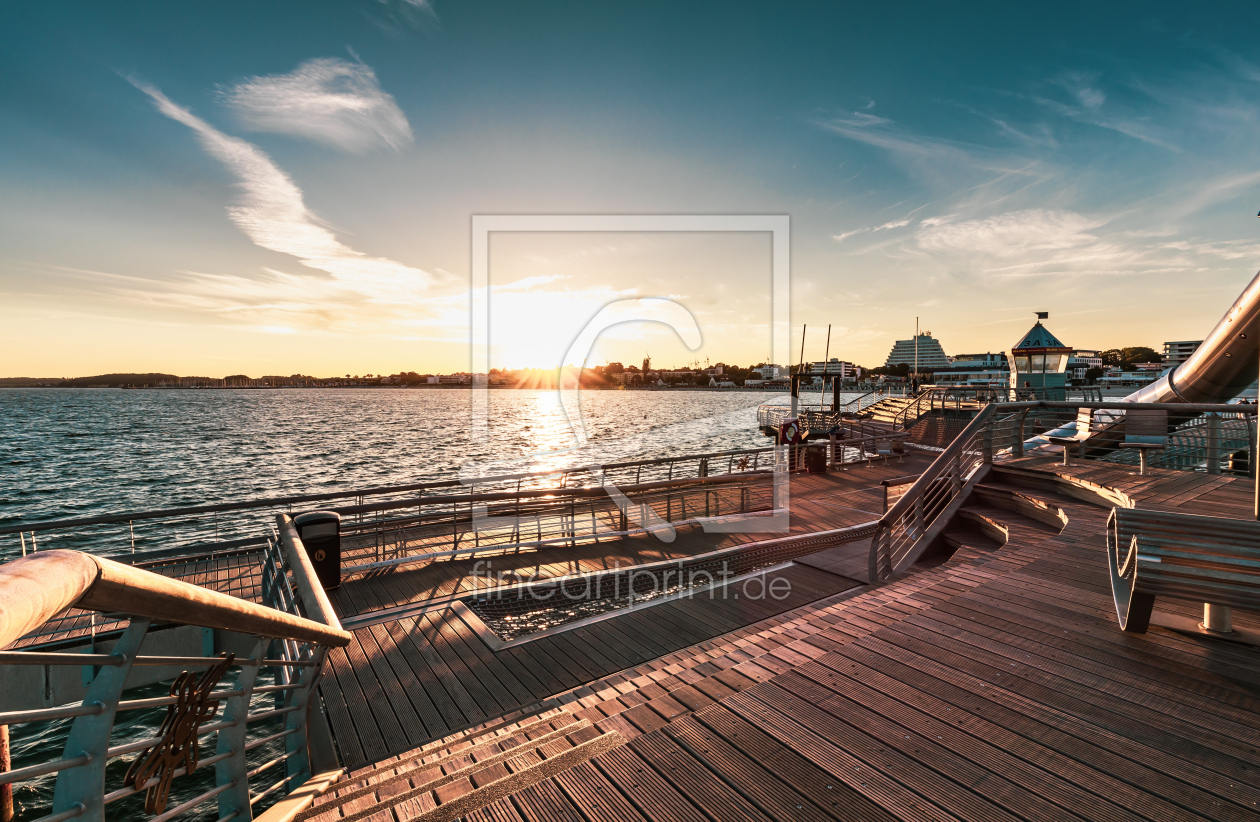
[869,404,998,582]
[324,470,772,518]
[0,550,99,649]
[0,550,350,649]
[890,388,937,429]
[0,445,777,537]
[880,404,998,529]
[868,397,1256,582]
[275,516,343,633]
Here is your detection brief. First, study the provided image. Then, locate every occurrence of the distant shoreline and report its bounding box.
[0,384,799,392]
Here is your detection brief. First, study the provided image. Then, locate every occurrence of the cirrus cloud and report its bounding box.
[916,209,1105,259]
[129,77,430,303]
[223,57,413,153]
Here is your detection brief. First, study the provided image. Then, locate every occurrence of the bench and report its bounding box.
[1106,506,1260,637]
[1045,408,1096,466]
[870,438,906,466]
[1118,407,1168,475]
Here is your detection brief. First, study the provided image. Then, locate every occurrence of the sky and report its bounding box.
[4,2,1260,377]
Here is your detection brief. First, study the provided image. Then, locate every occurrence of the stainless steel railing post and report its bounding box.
[215,638,266,819]
[1207,415,1222,475]
[283,646,326,792]
[1014,410,1028,458]
[52,619,150,822]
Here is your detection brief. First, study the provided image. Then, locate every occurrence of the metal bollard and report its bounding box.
[1203,603,1233,634]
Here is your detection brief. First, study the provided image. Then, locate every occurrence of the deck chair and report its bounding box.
[1119,408,1168,476]
[870,437,906,466]
[1046,408,1096,466]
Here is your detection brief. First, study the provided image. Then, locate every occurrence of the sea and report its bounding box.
[0,387,831,560]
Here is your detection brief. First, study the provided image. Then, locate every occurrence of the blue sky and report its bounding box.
[3,2,1260,376]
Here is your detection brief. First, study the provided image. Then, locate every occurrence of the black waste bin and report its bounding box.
[805,443,828,474]
[294,511,341,590]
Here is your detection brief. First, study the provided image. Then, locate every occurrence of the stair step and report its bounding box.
[971,484,1070,530]
[318,706,573,805]
[942,524,1001,560]
[303,715,588,821]
[398,730,625,822]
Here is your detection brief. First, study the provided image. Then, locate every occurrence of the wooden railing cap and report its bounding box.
[0,549,351,650]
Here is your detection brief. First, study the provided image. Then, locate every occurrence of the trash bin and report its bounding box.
[294,511,341,590]
[805,443,828,474]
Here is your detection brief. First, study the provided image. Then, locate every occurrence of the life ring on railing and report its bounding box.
[778,419,802,445]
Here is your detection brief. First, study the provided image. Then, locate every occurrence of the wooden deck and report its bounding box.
[316,457,933,770]
[308,458,1260,822]
[1005,455,1257,517]
[328,456,930,622]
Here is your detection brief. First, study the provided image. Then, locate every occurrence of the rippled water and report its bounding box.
[0,387,813,559]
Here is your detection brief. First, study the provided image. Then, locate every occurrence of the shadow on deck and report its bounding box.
[311,457,1260,822]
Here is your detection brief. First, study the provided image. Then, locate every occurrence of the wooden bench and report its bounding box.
[1045,408,1096,466]
[1118,407,1168,475]
[1106,506,1260,638]
[870,438,906,466]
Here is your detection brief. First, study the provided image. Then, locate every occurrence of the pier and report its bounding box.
[3,402,1260,822]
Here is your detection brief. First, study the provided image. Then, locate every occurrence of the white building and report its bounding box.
[1067,349,1103,382]
[884,333,950,371]
[1098,368,1159,387]
[930,352,1009,386]
[805,358,859,383]
[1163,340,1201,369]
[744,363,790,387]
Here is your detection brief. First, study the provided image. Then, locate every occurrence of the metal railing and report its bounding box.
[868,405,999,582]
[1090,412,1255,474]
[755,390,897,433]
[331,472,780,574]
[0,446,780,565]
[888,388,944,430]
[867,399,1259,583]
[888,386,1104,431]
[0,530,349,822]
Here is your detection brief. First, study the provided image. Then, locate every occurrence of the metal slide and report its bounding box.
[1031,269,1260,448]
[1124,268,1260,404]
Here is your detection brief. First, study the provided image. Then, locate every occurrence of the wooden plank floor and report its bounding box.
[319,562,864,770]
[1006,456,1257,517]
[439,462,1260,822]
[328,455,929,621]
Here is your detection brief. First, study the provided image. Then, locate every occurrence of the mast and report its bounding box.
[792,324,806,418]
[914,317,919,388]
[820,324,831,410]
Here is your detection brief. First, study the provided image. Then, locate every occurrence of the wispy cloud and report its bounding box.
[831,229,865,244]
[362,0,441,35]
[223,57,413,153]
[816,111,969,160]
[917,209,1105,259]
[128,77,430,304]
[1021,72,1180,151]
